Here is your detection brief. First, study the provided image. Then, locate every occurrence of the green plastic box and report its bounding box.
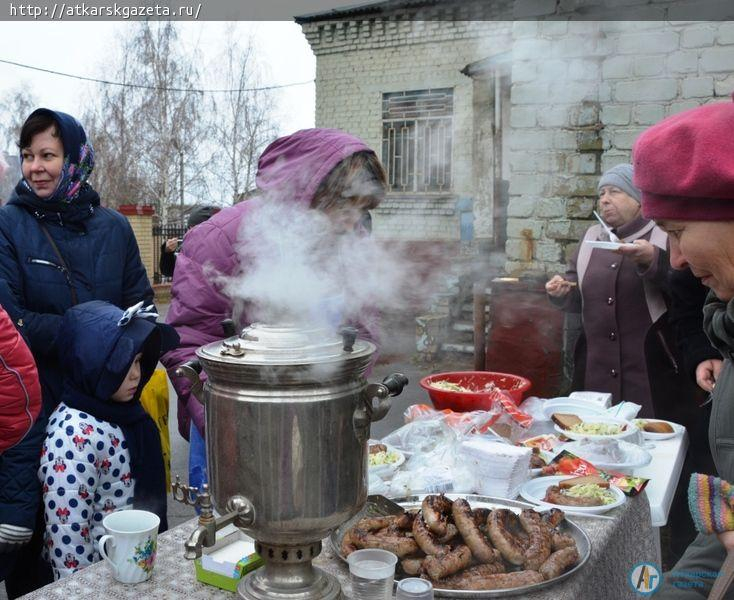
[194,526,264,592]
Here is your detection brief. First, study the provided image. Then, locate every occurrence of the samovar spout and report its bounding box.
[172,476,255,560]
[184,524,212,559]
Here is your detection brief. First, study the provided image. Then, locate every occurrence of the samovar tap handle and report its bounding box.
[362,372,409,422]
[175,360,205,405]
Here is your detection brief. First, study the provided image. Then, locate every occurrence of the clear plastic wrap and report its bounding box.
[377,402,535,497]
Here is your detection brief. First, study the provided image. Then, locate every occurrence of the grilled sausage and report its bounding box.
[550,531,577,551]
[422,494,453,537]
[473,507,491,528]
[423,545,473,580]
[395,511,416,531]
[487,509,526,566]
[412,514,451,556]
[351,529,419,558]
[541,508,566,528]
[518,509,552,570]
[538,509,577,551]
[430,562,506,587]
[436,569,544,590]
[437,523,460,544]
[354,516,397,532]
[539,546,580,580]
[341,529,358,556]
[400,557,425,576]
[452,498,502,564]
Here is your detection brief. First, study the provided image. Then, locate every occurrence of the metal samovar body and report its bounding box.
[174,322,407,600]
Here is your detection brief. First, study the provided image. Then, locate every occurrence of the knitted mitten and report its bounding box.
[688,473,734,534]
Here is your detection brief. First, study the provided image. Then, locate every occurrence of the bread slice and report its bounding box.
[551,413,583,430]
[559,475,610,489]
[643,421,674,434]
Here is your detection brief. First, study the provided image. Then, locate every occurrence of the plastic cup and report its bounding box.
[396,577,434,599]
[347,548,397,600]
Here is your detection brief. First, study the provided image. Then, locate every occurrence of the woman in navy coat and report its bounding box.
[0,108,153,415]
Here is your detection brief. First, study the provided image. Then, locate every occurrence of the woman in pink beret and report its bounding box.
[634,94,734,598]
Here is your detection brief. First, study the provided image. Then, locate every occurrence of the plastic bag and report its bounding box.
[388,439,476,497]
[140,369,171,488]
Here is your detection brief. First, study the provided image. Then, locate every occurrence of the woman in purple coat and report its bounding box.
[545,164,694,420]
[161,128,386,448]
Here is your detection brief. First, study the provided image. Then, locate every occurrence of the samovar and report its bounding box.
[173,321,407,599]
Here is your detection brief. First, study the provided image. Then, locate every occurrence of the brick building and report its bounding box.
[296,1,734,277]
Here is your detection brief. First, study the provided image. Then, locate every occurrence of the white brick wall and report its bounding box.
[504,18,734,275]
[300,6,734,273]
[302,15,512,242]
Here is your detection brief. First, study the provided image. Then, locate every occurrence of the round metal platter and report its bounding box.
[330,493,591,598]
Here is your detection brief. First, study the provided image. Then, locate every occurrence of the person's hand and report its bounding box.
[696,358,724,393]
[616,239,655,269]
[718,530,734,553]
[545,275,576,298]
[164,238,179,253]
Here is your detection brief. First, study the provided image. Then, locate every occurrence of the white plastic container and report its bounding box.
[347,548,397,600]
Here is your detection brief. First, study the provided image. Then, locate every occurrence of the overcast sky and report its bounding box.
[0,21,316,148]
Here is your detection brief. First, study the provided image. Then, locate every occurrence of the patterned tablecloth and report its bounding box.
[21,493,659,600]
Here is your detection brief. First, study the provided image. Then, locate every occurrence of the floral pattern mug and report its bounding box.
[99,509,159,584]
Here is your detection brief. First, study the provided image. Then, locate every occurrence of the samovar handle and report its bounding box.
[175,359,205,405]
[361,373,409,423]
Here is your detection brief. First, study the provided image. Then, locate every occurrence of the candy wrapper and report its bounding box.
[519,434,562,452]
[542,450,650,496]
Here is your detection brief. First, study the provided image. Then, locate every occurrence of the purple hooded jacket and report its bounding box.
[161,128,376,440]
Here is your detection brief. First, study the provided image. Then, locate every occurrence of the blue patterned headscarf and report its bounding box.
[19,108,95,203]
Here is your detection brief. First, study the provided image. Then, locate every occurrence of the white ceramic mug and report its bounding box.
[98,509,159,584]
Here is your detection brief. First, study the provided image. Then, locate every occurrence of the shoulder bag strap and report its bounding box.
[37,221,78,306]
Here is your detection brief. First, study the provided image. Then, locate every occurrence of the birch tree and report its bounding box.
[208,27,276,204]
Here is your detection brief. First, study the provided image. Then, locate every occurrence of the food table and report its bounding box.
[635,428,689,527]
[21,493,658,600]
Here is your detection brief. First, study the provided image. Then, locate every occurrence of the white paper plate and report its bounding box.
[520,475,626,514]
[368,443,406,479]
[562,439,652,473]
[542,398,608,420]
[584,240,631,250]
[553,415,638,442]
[632,419,685,441]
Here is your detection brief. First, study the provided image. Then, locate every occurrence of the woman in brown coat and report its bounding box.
[545,164,693,420]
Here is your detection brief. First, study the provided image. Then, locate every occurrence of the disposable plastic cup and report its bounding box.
[347,548,397,600]
[396,577,435,599]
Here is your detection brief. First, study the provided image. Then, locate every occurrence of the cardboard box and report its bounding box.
[194,525,264,592]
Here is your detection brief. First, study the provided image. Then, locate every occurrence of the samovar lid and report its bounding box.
[196,322,375,366]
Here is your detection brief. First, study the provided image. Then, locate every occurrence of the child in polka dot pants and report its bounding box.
[38,301,178,580]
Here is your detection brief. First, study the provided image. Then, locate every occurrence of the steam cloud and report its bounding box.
[215,195,443,339]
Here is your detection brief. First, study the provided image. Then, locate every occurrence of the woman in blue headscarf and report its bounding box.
[0,109,154,597]
[0,108,154,414]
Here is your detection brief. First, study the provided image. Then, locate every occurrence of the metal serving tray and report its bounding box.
[329,493,591,598]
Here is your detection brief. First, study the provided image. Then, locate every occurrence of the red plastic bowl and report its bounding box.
[419,371,532,412]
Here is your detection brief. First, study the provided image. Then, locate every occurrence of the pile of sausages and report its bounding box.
[341,494,581,591]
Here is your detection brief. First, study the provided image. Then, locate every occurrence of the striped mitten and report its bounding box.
[688,473,734,534]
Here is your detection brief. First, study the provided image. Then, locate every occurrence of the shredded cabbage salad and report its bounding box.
[564,484,616,505]
[369,450,401,467]
[569,422,623,436]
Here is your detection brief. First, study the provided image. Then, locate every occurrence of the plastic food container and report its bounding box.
[419,371,532,411]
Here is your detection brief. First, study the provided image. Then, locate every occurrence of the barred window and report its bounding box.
[381,88,453,193]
